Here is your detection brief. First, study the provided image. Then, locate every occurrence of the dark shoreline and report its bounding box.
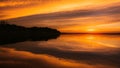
[0,21,61,45]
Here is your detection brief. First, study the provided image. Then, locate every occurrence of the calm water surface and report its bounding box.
[0,34,120,68]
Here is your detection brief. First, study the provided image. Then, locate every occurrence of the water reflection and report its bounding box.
[0,34,120,68]
[58,34,120,53]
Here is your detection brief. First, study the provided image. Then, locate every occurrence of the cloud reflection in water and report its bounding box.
[0,34,120,68]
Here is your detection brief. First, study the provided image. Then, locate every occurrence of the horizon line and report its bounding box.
[61,32,120,35]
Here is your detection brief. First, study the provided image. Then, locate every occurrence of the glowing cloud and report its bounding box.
[87,28,96,32]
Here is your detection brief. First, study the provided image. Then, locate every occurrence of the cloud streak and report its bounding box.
[8,4,120,27]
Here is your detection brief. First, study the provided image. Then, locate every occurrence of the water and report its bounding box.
[0,34,120,68]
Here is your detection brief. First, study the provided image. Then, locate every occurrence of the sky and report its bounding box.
[0,0,120,33]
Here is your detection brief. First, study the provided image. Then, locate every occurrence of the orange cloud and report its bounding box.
[0,0,120,19]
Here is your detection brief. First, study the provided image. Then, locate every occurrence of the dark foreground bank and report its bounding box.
[0,21,60,45]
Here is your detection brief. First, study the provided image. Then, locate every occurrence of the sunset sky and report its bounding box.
[0,0,120,33]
